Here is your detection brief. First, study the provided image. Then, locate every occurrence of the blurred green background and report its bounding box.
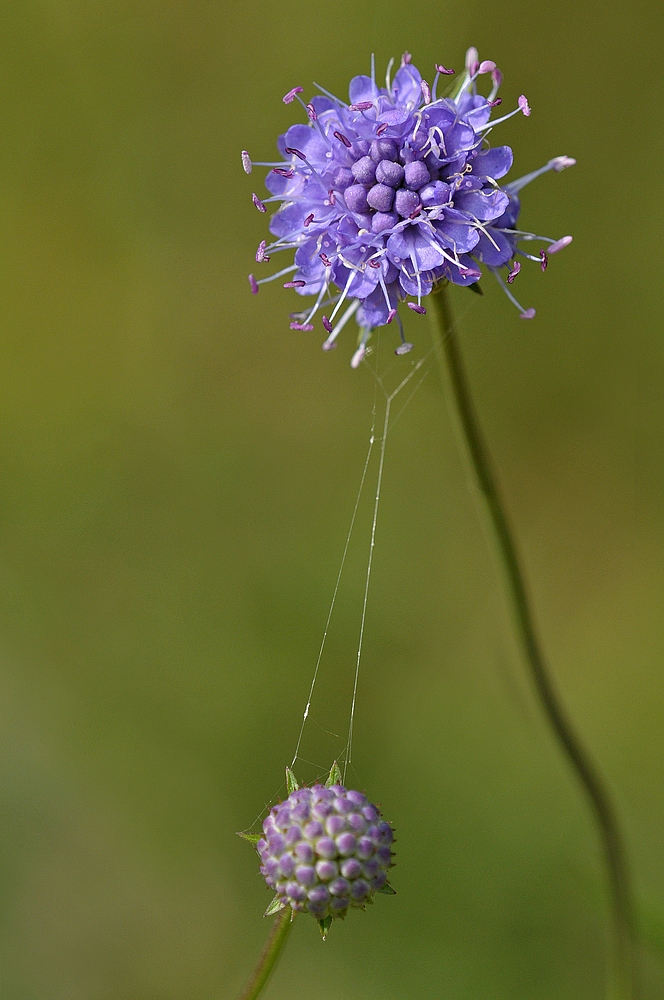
[0,1,663,998]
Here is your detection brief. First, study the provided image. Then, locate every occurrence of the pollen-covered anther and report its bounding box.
[551,156,576,172]
[539,250,549,271]
[408,303,426,314]
[256,240,269,263]
[284,280,306,288]
[395,342,413,355]
[435,63,455,75]
[306,103,317,121]
[349,101,374,111]
[420,79,431,104]
[290,321,314,330]
[248,274,259,295]
[241,151,252,174]
[479,60,496,74]
[507,260,521,283]
[520,307,536,319]
[518,95,531,116]
[548,236,573,254]
[252,193,266,212]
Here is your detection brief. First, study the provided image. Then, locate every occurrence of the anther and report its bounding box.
[304,213,314,227]
[488,98,502,108]
[272,167,295,177]
[319,253,332,266]
[539,250,549,271]
[507,260,521,283]
[408,204,423,219]
[350,345,367,368]
[479,60,496,74]
[349,101,374,111]
[333,131,352,148]
[407,302,426,314]
[283,86,304,104]
[322,316,333,333]
[328,189,336,205]
[306,103,317,120]
[376,123,389,136]
[248,274,259,294]
[468,60,480,76]
[368,259,381,268]
[241,151,252,174]
[518,95,531,116]
[491,68,503,88]
[435,63,455,75]
[285,146,307,160]
[420,80,431,104]
[395,342,414,355]
[520,308,536,319]
[548,235,573,254]
[256,240,269,263]
[284,280,306,288]
[322,339,337,351]
[290,321,314,330]
[401,51,412,66]
[387,308,397,324]
[551,155,576,172]
[252,192,267,212]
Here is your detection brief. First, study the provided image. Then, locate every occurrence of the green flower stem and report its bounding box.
[429,285,636,1000]
[238,909,294,1000]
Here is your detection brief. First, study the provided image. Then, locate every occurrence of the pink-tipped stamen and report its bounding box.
[395,342,414,355]
[248,274,258,294]
[290,321,314,330]
[540,250,549,272]
[408,302,426,315]
[435,63,455,75]
[306,103,317,120]
[322,315,333,334]
[272,167,295,178]
[304,214,314,227]
[256,240,269,263]
[520,308,536,319]
[333,131,352,148]
[376,122,389,136]
[507,260,521,283]
[284,280,306,288]
[387,308,397,324]
[421,80,431,104]
[285,146,307,160]
[283,86,304,104]
[349,101,374,111]
[548,235,573,254]
[252,193,266,213]
[241,151,252,174]
[518,95,531,116]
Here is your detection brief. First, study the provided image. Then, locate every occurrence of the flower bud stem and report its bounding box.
[238,909,294,1000]
[429,283,636,1000]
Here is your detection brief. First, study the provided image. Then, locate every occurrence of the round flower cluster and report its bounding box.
[244,48,574,365]
[258,782,395,921]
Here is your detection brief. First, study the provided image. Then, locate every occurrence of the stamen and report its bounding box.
[290,321,314,330]
[407,302,426,314]
[252,192,267,213]
[319,253,332,267]
[349,101,374,111]
[368,259,381,268]
[248,274,258,294]
[539,250,548,271]
[521,309,536,319]
[435,63,455,75]
[333,130,353,148]
[387,308,397,324]
[518,95,531,116]
[327,189,336,205]
[376,123,389,136]
[421,79,431,104]
[256,240,269,263]
[284,280,306,288]
[551,156,576,172]
[322,316,333,333]
[408,204,423,219]
[507,260,521,283]
[304,213,315,227]
[479,60,496,74]
[283,86,304,104]
[241,151,252,174]
[272,167,295,178]
[285,146,307,160]
[306,103,317,121]
[548,235,573,254]
[395,341,413,355]
[492,267,536,318]
[401,51,412,66]
[488,98,502,108]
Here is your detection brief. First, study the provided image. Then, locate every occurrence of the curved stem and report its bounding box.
[237,909,294,1000]
[429,285,636,1000]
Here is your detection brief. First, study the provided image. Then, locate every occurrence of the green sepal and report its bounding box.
[378,881,397,894]
[285,766,299,795]
[318,916,333,940]
[237,831,262,846]
[264,894,287,918]
[325,761,343,788]
[467,281,484,296]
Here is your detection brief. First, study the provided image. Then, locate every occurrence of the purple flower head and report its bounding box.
[249,766,395,933]
[244,50,574,363]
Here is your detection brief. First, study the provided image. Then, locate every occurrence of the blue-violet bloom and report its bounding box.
[243,48,575,366]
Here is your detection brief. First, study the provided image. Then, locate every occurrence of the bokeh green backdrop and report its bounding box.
[0,2,663,998]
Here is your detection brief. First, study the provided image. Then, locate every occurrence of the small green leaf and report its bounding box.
[325,761,343,788]
[468,281,484,296]
[378,881,397,895]
[285,766,299,795]
[264,894,287,918]
[237,831,262,846]
[318,916,333,940]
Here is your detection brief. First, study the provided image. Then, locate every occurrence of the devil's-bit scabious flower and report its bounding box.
[253,776,395,933]
[243,48,575,365]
